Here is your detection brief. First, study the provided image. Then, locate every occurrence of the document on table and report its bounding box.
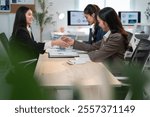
[47,48,79,58]
[67,54,91,65]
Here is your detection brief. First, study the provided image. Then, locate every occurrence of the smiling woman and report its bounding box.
[9,6,69,75]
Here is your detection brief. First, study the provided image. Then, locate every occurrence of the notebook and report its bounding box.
[47,48,79,58]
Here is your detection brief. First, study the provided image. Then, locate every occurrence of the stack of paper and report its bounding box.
[47,48,79,58]
[67,54,91,65]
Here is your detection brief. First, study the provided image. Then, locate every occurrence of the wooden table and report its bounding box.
[35,53,121,99]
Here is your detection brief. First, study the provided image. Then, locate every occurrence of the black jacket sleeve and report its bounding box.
[9,27,45,62]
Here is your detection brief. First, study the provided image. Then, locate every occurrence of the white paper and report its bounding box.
[47,48,79,58]
[67,54,91,65]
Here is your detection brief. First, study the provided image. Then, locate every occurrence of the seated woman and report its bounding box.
[9,6,68,65]
[63,7,129,75]
[83,4,106,44]
[9,6,69,76]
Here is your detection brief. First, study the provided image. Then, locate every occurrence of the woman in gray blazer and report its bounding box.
[64,7,129,75]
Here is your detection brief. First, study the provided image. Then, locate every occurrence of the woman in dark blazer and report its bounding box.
[9,6,68,63]
[64,7,129,75]
[84,4,106,44]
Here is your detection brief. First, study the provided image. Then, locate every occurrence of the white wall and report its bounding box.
[0,14,15,39]
[33,0,76,42]
[131,0,150,24]
[0,0,76,41]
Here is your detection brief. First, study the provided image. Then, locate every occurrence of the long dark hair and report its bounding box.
[84,4,100,22]
[12,6,30,37]
[98,7,128,38]
[98,7,128,49]
[84,4,101,42]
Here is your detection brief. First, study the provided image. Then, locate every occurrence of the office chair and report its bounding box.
[0,34,44,99]
[0,32,37,68]
[124,24,150,64]
[0,33,11,65]
[130,39,150,71]
[0,32,9,53]
[117,24,150,99]
[118,27,150,99]
[124,39,150,100]
[0,34,13,99]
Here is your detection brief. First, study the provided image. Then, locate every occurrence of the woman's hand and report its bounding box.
[51,38,69,48]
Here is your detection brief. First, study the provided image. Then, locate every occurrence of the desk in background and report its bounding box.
[34,53,121,99]
[50,31,89,42]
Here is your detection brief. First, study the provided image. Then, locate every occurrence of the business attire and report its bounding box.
[73,31,128,75]
[8,27,48,99]
[88,23,106,44]
[9,27,45,63]
[9,27,48,78]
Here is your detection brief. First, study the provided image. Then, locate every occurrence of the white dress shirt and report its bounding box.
[44,41,52,49]
[103,30,111,41]
[27,26,52,50]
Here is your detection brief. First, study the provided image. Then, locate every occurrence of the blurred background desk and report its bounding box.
[50,31,89,42]
[34,53,121,100]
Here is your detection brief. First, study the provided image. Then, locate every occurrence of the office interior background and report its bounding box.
[0,0,150,100]
[0,0,149,42]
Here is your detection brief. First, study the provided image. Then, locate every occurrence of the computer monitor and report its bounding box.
[118,11,141,26]
[67,10,89,26]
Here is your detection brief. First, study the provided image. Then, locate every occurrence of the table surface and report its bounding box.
[34,53,122,99]
[35,53,121,87]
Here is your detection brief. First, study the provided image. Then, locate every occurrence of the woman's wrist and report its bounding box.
[51,40,57,46]
[72,40,75,45]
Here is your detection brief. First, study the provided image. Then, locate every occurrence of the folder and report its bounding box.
[47,48,79,58]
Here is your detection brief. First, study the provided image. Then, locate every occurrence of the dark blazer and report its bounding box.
[9,27,45,63]
[73,33,128,75]
[88,23,106,44]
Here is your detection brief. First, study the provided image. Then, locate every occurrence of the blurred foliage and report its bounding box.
[0,32,149,100]
[34,0,55,42]
[0,56,54,100]
[0,33,55,100]
[106,61,149,100]
[123,64,146,100]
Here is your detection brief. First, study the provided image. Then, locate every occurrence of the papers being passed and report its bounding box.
[47,48,79,58]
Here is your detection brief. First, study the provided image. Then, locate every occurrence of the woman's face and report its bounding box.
[97,16,109,32]
[84,14,95,25]
[25,9,33,26]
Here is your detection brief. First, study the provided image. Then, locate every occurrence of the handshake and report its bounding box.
[52,36,75,48]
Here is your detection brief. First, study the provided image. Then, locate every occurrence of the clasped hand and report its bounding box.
[53,36,74,48]
[61,36,74,46]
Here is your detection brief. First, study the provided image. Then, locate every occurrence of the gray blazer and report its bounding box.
[73,33,128,75]
[73,33,127,63]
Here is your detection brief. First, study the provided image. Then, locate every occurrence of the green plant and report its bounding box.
[34,0,55,42]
